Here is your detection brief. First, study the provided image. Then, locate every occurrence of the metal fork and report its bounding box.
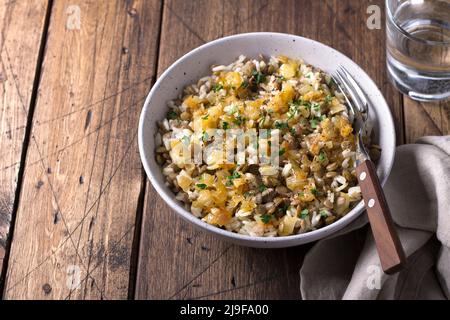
[333,66,406,274]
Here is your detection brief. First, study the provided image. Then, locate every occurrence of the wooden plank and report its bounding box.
[136,0,403,299]
[0,0,50,286]
[3,0,162,299]
[404,98,449,143]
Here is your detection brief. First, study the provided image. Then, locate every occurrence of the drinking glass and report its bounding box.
[386,0,450,101]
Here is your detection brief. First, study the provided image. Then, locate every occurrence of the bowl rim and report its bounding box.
[138,32,396,245]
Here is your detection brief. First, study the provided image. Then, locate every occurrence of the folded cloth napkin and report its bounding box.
[300,136,450,300]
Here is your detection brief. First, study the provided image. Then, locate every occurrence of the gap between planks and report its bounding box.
[0,0,54,298]
[127,0,166,299]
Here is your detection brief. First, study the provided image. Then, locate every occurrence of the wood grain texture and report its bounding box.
[135,0,404,299]
[404,98,450,144]
[0,0,49,283]
[356,160,406,274]
[3,0,162,299]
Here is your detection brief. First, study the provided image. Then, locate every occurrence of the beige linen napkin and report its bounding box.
[300,136,450,300]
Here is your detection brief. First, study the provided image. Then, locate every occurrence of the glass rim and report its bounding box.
[386,0,450,46]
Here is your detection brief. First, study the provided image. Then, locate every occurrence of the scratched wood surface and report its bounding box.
[134,0,405,300]
[404,98,450,143]
[2,0,162,299]
[0,0,448,300]
[0,0,50,285]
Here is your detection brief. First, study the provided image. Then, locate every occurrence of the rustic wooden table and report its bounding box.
[0,0,448,300]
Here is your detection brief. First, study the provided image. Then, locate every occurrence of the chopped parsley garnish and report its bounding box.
[212,84,224,92]
[261,214,272,224]
[310,115,325,128]
[318,151,327,162]
[278,203,289,213]
[327,77,336,87]
[227,171,241,183]
[279,148,286,156]
[288,104,300,119]
[274,121,288,129]
[240,81,249,89]
[303,101,312,109]
[222,121,230,130]
[293,99,311,109]
[196,183,207,190]
[290,127,296,135]
[167,110,178,119]
[252,70,266,85]
[233,115,245,125]
[311,102,321,113]
[325,94,333,103]
[311,188,319,196]
[310,118,319,128]
[300,209,309,219]
[202,131,209,141]
[320,210,329,217]
[244,190,255,197]
[258,184,267,192]
[201,114,209,120]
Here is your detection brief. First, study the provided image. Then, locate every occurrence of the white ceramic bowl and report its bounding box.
[139,32,396,248]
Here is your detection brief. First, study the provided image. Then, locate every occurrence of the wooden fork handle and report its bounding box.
[356,159,406,274]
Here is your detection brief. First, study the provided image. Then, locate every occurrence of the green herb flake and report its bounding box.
[233,115,245,126]
[227,171,241,181]
[196,183,207,190]
[300,209,309,219]
[258,184,267,192]
[274,121,288,129]
[325,95,333,103]
[240,81,249,89]
[261,214,272,224]
[320,210,329,218]
[201,114,209,120]
[252,70,266,85]
[318,152,327,162]
[327,77,336,87]
[278,203,289,213]
[303,101,312,109]
[212,84,224,92]
[279,148,286,156]
[167,110,179,120]
[310,119,319,128]
[222,121,230,130]
[244,190,255,197]
[311,188,318,196]
[311,102,321,113]
[290,127,296,135]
